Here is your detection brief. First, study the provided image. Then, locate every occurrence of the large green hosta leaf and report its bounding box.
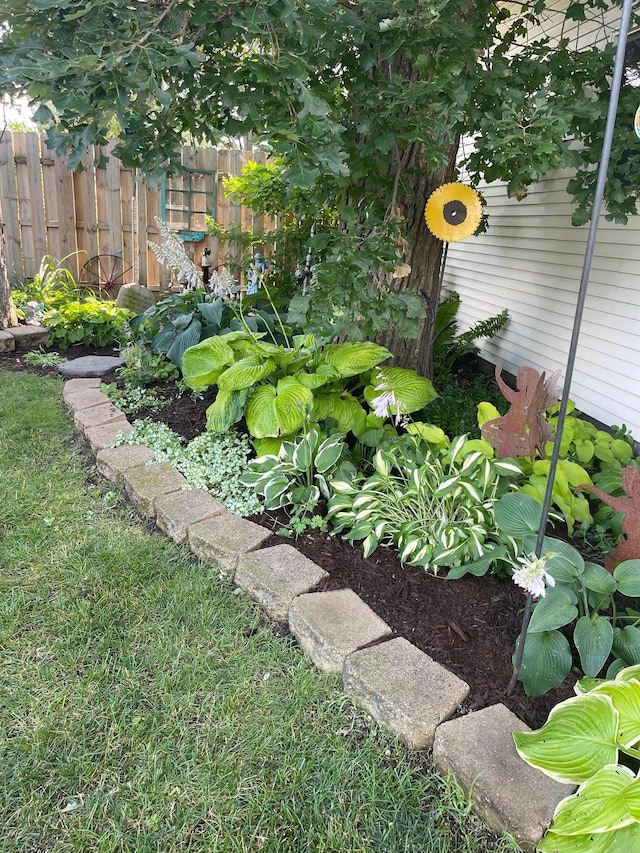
[516,629,573,696]
[528,589,578,634]
[217,355,277,391]
[364,366,438,413]
[574,616,614,678]
[494,492,541,537]
[318,341,391,377]
[182,335,237,391]
[513,692,619,783]
[245,379,313,438]
[205,388,250,433]
[311,391,367,435]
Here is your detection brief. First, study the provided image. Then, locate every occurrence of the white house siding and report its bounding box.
[443,170,640,435]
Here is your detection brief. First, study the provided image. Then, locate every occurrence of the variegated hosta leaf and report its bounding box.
[513,692,619,783]
[547,764,639,837]
[591,679,640,748]
[539,821,640,853]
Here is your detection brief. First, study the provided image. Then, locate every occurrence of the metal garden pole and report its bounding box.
[508,0,636,695]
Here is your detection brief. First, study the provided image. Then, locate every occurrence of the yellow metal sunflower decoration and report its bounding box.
[424,183,482,242]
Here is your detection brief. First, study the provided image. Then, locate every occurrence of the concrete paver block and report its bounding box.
[432,703,575,851]
[344,637,470,749]
[188,514,271,574]
[74,401,127,430]
[84,421,133,451]
[6,324,50,349]
[63,378,101,401]
[155,489,226,545]
[0,330,15,352]
[235,544,328,623]
[123,463,188,517]
[64,388,111,412]
[288,589,392,673]
[96,444,156,487]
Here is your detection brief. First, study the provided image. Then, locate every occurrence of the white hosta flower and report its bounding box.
[371,390,404,426]
[512,554,556,599]
[148,218,202,290]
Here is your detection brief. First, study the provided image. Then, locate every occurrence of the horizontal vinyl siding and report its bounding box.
[443,171,640,435]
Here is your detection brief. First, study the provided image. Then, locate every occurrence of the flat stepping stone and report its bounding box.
[74,401,128,431]
[288,589,392,673]
[188,514,271,575]
[432,704,574,851]
[59,355,124,378]
[155,489,226,545]
[235,545,328,623]
[96,445,156,487]
[344,637,470,749]
[84,421,133,451]
[124,463,188,517]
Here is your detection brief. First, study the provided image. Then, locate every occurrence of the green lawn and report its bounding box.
[0,370,521,853]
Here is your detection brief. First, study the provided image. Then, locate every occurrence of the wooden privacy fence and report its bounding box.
[0,131,274,290]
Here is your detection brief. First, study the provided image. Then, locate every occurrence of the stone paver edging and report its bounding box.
[65,378,571,851]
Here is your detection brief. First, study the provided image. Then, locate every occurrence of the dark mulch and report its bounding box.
[1,341,577,728]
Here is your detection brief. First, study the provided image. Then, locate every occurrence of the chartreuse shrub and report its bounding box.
[493,492,640,697]
[181,333,436,452]
[326,430,522,573]
[514,664,640,852]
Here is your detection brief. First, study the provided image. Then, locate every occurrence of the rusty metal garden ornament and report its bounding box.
[482,366,561,460]
[577,466,640,571]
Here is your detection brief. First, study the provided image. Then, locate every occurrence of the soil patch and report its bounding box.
[1,343,577,728]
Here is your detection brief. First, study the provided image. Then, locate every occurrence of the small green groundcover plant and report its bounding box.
[515,663,640,852]
[115,420,264,516]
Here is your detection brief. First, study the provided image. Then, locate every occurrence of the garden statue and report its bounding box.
[577,466,640,571]
[246,252,272,294]
[482,365,560,460]
[200,248,212,288]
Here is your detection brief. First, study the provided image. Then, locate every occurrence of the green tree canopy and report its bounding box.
[1,0,638,367]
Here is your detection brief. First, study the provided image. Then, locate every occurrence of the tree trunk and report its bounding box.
[377,141,459,378]
[0,225,18,330]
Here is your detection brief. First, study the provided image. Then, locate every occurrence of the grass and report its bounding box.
[0,369,522,853]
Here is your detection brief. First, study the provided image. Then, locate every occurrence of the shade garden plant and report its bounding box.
[7,264,640,724]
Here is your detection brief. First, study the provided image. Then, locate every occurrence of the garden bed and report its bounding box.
[1,342,579,729]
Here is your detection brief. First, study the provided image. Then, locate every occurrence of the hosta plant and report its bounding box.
[477,400,594,535]
[514,664,640,852]
[326,432,522,573]
[240,429,355,531]
[494,491,640,696]
[181,333,436,450]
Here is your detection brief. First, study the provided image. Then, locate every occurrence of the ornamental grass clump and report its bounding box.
[326,432,522,573]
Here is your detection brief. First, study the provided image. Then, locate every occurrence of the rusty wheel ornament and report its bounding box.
[82,254,132,299]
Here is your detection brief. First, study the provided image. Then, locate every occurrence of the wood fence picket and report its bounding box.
[0,131,273,291]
